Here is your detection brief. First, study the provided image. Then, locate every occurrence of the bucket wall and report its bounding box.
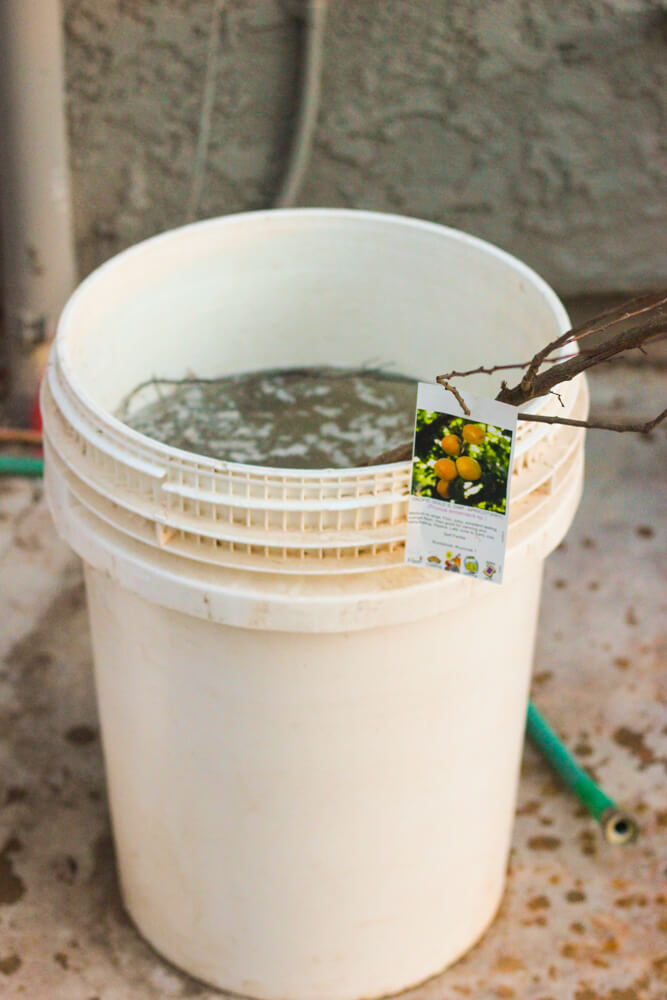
[85,558,544,1000]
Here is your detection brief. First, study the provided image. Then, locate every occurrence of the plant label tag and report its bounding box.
[405,383,518,584]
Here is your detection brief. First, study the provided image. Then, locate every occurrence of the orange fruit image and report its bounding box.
[456,456,482,481]
[433,458,458,480]
[441,434,461,456]
[436,479,451,498]
[462,424,485,445]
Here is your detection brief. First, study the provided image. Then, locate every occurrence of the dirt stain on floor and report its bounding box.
[0,953,22,975]
[3,786,27,805]
[527,835,562,851]
[527,894,551,910]
[0,836,25,905]
[613,726,665,772]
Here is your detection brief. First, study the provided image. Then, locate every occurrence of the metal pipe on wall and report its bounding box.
[0,0,76,425]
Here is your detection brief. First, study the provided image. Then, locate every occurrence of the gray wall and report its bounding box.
[65,0,666,294]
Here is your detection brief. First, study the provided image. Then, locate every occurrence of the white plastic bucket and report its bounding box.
[42,210,587,1000]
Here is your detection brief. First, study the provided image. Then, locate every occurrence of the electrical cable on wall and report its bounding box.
[186,0,327,219]
[185,0,226,222]
[274,0,328,207]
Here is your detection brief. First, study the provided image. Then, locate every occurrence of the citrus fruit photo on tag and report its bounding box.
[411,411,513,515]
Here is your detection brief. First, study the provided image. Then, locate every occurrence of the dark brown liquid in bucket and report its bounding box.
[119,367,417,469]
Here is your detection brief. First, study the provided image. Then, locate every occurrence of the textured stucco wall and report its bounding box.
[65,0,666,293]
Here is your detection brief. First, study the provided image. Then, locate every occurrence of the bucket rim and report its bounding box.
[51,208,574,479]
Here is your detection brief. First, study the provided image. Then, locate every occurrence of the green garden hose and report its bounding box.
[527,701,638,845]
[0,455,44,477]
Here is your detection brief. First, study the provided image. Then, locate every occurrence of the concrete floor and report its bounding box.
[0,362,665,1000]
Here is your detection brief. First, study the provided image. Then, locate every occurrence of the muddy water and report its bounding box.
[119,367,418,469]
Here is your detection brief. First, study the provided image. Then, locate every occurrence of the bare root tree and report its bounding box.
[368,290,667,465]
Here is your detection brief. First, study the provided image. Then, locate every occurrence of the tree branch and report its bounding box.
[435,376,470,414]
[567,290,667,342]
[515,408,667,435]
[434,330,666,386]
[498,290,667,406]
[496,314,667,407]
[365,291,667,465]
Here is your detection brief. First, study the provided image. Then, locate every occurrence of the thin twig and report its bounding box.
[366,407,667,465]
[515,408,667,434]
[435,376,470,415]
[567,329,666,362]
[567,290,667,343]
[437,361,533,380]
